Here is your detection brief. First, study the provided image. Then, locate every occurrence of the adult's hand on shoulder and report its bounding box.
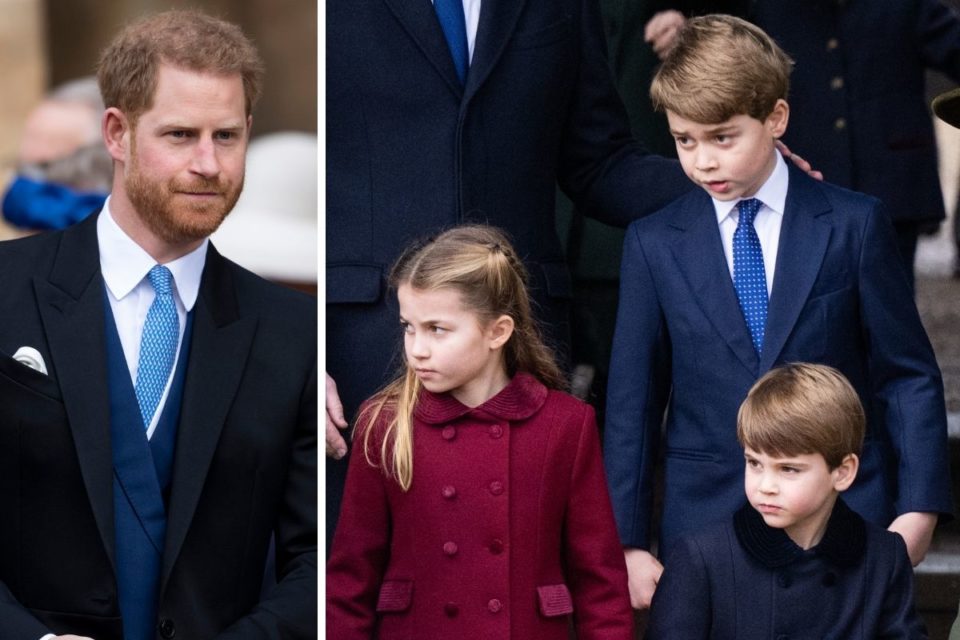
[624,547,663,610]
[644,10,685,60]
[776,140,824,181]
[326,372,349,459]
[888,511,938,566]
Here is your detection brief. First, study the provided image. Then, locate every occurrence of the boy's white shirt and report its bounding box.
[712,150,789,295]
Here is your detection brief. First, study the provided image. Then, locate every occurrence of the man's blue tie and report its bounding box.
[733,198,768,355]
[135,265,179,430]
[434,0,469,84]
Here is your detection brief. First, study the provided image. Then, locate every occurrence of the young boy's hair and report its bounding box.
[737,363,865,469]
[650,14,793,124]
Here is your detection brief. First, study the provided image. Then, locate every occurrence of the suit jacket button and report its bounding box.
[442,485,457,499]
[442,426,457,440]
[488,598,503,613]
[444,602,459,617]
[489,480,504,496]
[489,538,504,554]
[489,424,503,439]
[443,541,459,556]
[777,572,792,588]
[158,618,176,639]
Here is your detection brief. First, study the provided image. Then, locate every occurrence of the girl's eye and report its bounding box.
[400,321,412,334]
[430,325,446,334]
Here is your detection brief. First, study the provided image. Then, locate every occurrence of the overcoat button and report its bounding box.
[488,598,503,613]
[489,424,503,439]
[158,619,176,639]
[444,602,459,617]
[442,426,456,440]
[443,541,459,556]
[489,481,504,495]
[489,539,504,554]
[442,485,457,499]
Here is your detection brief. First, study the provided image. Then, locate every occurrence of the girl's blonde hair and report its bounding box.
[357,225,565,490]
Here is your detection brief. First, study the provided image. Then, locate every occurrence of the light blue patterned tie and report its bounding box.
[733,198,768,355]
[134,265,179,429]
[434,0,469,84]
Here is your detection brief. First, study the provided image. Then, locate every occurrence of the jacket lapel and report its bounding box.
[382,0,464,98]
[34,213,116,570]
[161,246,257,590]
[668,193,759,376]
[463,0,527,102]
[759,168,832,372]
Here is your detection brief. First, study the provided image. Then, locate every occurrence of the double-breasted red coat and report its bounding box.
[326,372,632,639]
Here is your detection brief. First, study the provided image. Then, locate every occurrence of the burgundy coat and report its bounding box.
[326,373,632,639]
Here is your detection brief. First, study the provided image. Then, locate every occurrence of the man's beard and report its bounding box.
[125,158,243,246]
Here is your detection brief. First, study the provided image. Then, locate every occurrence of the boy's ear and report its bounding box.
[766,99,790,139]
[488,315,515,350]
[832,453,859,492]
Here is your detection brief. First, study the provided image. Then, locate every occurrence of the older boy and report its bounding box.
[604,14,952,609]
[647,364,927,638]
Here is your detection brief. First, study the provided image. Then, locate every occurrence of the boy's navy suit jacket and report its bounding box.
[604,162,953,553]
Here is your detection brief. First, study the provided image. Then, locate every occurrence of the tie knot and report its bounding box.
[737,198,762,226]
[148,265,173,296]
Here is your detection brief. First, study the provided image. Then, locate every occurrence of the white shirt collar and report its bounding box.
[97,195,207,310]
[712,150,789,224]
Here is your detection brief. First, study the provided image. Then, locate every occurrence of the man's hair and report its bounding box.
[96,9,264,121]
[650,14,793,124]
[737,363,864,469]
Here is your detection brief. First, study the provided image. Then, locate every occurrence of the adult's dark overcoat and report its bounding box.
[0,213,317,639]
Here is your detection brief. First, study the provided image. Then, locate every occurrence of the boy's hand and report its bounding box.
[624,548,663,609]
[888,511,938,566]
[326,372,349,459]
[776,141,824,181]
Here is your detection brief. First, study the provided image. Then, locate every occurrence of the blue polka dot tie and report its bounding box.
[733,198,768,355]
[134,265,179,430]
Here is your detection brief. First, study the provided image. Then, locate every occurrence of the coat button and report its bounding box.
[489,539,504,554]
[158,619,176,639]
[443,541,459,556]
[488,598,503,613]
[489,424,503,439]
[834,117,846,131]
[442,426,456,440]
[826,37,838,50]
[444,602,459,617]
[822,571,837,587]
[442,485,457,499]
[830,76,844,90]
[777,572,792,588]
[489,480,504,496]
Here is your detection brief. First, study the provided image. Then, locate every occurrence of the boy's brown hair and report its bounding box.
[737,363,865,469]
[650,14,793,124]
[97,9,265,123]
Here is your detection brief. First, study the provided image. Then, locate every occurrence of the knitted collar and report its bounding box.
[413,371,548,424]
[733,498,867,569]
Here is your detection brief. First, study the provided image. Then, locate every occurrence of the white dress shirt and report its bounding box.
[712,151,789,295]
[97,197,207,439]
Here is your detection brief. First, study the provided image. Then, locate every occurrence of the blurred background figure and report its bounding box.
[211,131,318,294]
[3,76,111,231]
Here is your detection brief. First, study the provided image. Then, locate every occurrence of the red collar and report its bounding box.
[413,371,549,424]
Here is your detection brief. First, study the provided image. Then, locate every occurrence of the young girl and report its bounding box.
[326,225,632,639]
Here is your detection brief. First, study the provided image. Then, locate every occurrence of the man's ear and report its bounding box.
[832,453,859,492]
[488,315,515,350]
[102,107,131,162]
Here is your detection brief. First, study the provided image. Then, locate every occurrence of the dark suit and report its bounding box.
[325,0,691,492]
[604,163,953,553]
[647,500,928,639]
[0,213,317,639]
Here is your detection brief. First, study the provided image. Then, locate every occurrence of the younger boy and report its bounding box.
[647,364,927,638]
[603,14,952,609]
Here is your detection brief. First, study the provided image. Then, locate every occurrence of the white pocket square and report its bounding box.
[12,346,47,375]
